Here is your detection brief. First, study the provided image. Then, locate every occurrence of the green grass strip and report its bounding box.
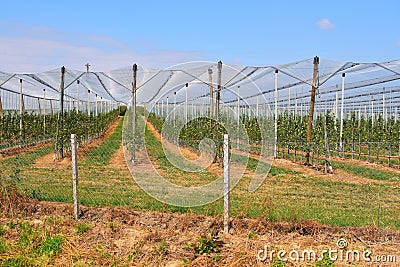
[81,118,123,166]
[332,160,400,181]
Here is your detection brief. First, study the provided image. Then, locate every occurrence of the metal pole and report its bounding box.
[216,61,222,121]
[223,134,230,233]
[87,90,90,116]
[95,94,98,116]
[237,86,240,149]
[185,83,188,124]
[77,80,80,111]
[174,92,176,126]
[166,96,169,117]
[208,68,214,118]
[0,89,2,119]
[19,79,23,138]
[43,89,46,135]
[256,96,259,117]
[339,73,345,155]
[132,63,137,163]
[71,134,79,220]
[274,69,278,158]
[382,87,386,122]
[371,100,374,126]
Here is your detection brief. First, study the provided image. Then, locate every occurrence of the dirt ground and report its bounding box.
[1,198,399,266]
[0,140,51,160]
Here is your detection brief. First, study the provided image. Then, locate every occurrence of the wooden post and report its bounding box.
[131,63,137,163]
[305,56,319,165]
[223,134,230,233]
[71,134,79,219]
[208,68,214,118]
[55,66,65,159]
[216,61,222,121]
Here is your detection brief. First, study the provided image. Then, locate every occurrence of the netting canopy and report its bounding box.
[1,57,400,116]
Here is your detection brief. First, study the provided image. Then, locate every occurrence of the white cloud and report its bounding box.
[0,24,204,73]
[397,39,400,47]
[317,18,335,30]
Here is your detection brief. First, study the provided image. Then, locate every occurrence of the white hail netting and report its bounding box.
[0,58,400,114]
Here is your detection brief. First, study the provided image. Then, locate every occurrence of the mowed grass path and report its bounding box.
[2,116,400,229]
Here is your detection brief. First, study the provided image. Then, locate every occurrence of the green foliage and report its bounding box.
[36,235,64,256]
[75,223,91,235]
[118,105,127,116]
[315,251,334,267]
[1,256,32,267]
[0,109,120,157]
[193,232,221,255]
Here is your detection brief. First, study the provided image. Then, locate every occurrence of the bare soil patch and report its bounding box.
[0,140,51,160]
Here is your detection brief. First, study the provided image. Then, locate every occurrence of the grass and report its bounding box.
[81,117,124,166]
[1,116,400,229]
[0,221,64,266]
[331,160,400,181]
[75,223,91,235]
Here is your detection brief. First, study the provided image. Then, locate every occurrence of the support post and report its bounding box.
[131,63,137,163]
[77,80,80,111]
[95,94,98,116]
[19,79,24,138]
[55,66,66,159]
[71,134,79,220]
[50,99,53,115]
[223,134,230,233]
[185,83,188,124]
[208,68,214,118]
[339,73,345,156]
[216,61,222,121]
[0,90,2,119]
[237,86,240,149]
[274,69,278,158]
[305,56,319,165]
[173,92,177,126]
[43,89,46,135]
[38,97,41,115]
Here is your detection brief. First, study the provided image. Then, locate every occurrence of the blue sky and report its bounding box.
[0,0,399,72]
